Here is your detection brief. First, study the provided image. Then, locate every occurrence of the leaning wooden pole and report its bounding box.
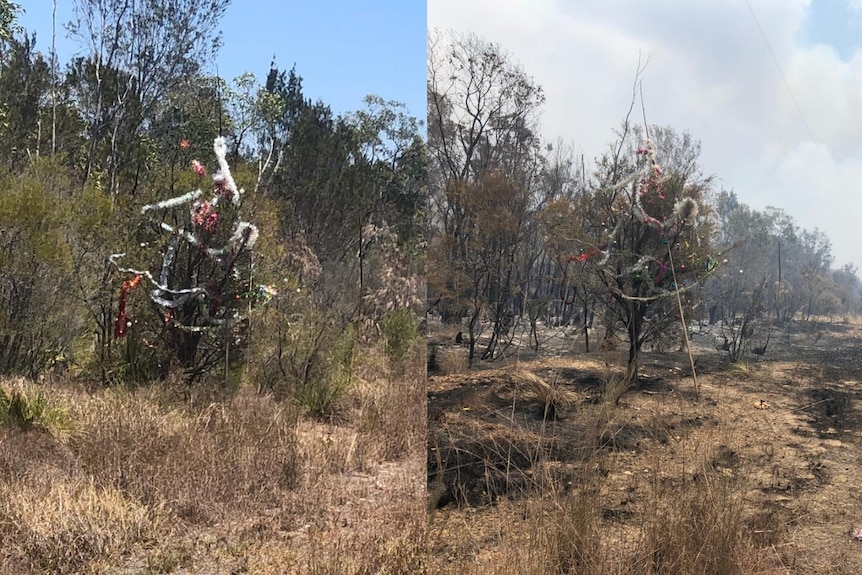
[667,243,699,397]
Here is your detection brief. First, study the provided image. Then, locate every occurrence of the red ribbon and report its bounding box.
[568,248,601,263]
[114,275,142,338]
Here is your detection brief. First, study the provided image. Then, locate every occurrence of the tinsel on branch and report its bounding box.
[568,137,721,302]
[110,136,275,340]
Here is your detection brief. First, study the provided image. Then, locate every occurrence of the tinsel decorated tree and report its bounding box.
[569,131,719,388]
[110,136,276,382]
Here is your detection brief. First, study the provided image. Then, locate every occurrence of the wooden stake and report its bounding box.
[667,243,699,397]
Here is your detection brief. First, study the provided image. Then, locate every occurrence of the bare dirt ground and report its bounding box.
[427,318,862,574]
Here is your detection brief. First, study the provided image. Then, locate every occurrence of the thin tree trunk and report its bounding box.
[51,0,57,155]
[583,300,590,353]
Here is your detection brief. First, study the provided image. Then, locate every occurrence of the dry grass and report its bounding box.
[0,475,167,573]
[429,400,784,574]
[0,341,426,574]
[71,385,298,520]
[727,361,755,380]
[516,470,774,575]
[512,367,579,420]
[427,319,862,573]
[437,347,470,375]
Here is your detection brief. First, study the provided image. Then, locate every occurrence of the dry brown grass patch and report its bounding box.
[511,367,579,420]
[70,385,298,524]
[437,347,469,374]
[1,332,427,573]
[0,474,167,573]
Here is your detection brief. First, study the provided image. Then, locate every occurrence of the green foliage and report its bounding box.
[294,370,351,420]
[103,138,265,385]
[0,34,49,169]
[380,308,420,363]
[0,7,427,397]
[292,322,356,419]
[0,381,72,438]
[258,64,425,268]
[0,35,86,171]
[66,0,231,192]
[151,74,232,169]
[0,0,21,41]
[349,95,428,248]
[103,326,162,385]
[0,160,82,377]
[71,181,114,240]
[0,160,72,269]
[249,291,356,418]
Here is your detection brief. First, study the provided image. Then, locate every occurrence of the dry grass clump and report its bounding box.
[632,475,761,574]
[432,460,779,575]
[436,347,469,374]
[529,474,774,575]
[352,347,426,462]
[727,361,755,380]
[0,331,427,573]
[0,475,167,574]
[512,368,579,419]
[72,385,298,523]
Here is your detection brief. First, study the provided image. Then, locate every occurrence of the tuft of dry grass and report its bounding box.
[0,475,167,573]
[727,361,755,380]
[0,336,427,573]
[437,347,469,375]
[511,367,579,419]
[602,371,632,406]
[634,475,759,574]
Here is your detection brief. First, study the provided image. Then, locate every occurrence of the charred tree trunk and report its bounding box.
[583,299,590,353]
[625,301,645,386]
[467,309,480,367]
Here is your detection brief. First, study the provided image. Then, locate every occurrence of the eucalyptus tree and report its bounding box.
[66,0,231,194]
[427,30,546,361]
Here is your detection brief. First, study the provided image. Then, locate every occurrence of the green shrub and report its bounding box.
[380,308,419,363]
[294,322,356,419]
[295,370,352,420]
[270,311,355,419]
[0,162,83,378]
[0,381,73,438]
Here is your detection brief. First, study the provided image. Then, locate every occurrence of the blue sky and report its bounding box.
[17,0,426,126]
[804,0,862,60]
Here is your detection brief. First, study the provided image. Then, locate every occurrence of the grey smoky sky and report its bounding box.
[429,0,862,272]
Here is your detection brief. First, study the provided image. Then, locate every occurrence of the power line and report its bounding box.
[744,0,848,267]
[743,0,820,147]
